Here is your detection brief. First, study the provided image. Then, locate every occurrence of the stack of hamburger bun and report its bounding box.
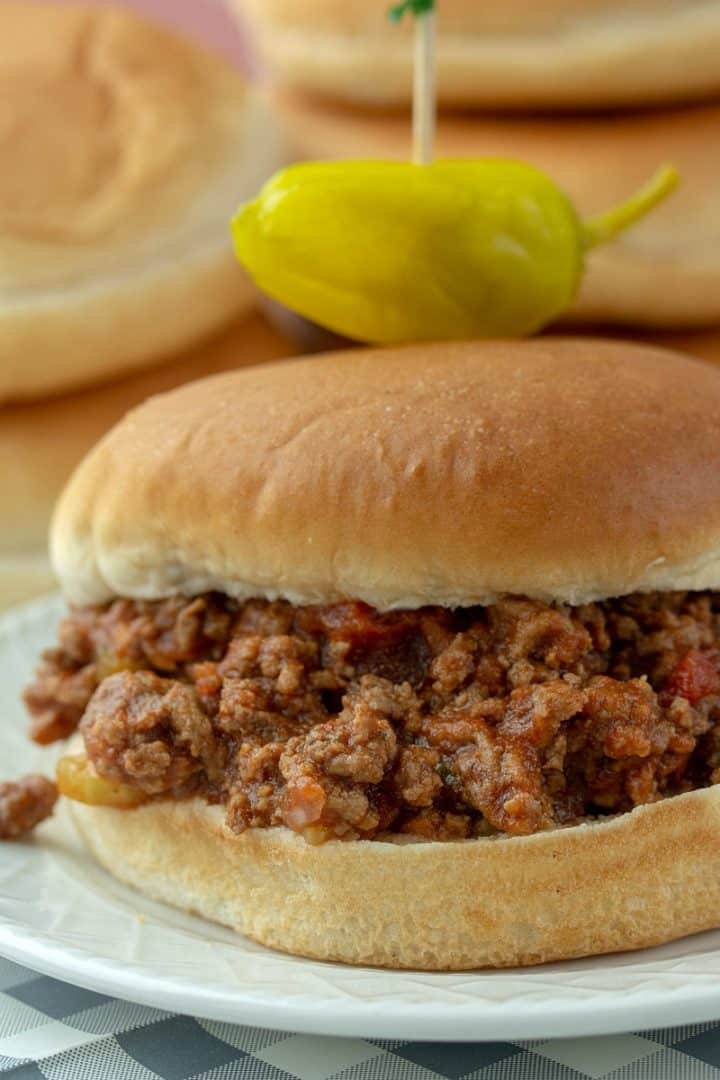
[232,0,720,357]
[0,1,297,608]
[234,0,720,111]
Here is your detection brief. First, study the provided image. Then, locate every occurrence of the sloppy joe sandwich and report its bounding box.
[21,338,720,969]
[0,3,284,402]
[232,0,720,110]
[272,94,720,331]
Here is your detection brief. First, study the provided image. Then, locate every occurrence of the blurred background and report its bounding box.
[39,0,250,67]
[3,0,720,611]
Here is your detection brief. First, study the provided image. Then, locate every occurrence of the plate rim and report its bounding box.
[3,915,720,1040]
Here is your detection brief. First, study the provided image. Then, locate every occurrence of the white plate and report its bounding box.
[3,595,720,1042]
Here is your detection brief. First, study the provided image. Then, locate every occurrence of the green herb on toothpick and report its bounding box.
[388,0,436,165]
[388,0,435,18]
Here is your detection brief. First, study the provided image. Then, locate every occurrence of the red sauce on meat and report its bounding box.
[22,591,720,843]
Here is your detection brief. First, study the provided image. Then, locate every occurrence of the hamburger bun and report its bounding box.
[272,94,720,331]
[0,3,284,402]
[49,336,720,968]
[52,338,720,610]
[0,314,296,611]
[68,785,720,969]
[232,0,720,110]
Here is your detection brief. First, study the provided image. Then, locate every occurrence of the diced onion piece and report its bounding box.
[95,651,143,681]
[56,754,146,808]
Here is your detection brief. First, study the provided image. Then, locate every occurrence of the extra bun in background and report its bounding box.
[51,337,720,969]
[0,557,58,614]
[232,0,720,110]
[272,95,720,331]
[0,314,296,611]
[0,3,284,402]
[645,330,720,367]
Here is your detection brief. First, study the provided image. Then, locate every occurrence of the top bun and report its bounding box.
[0,3,283,402]
[52,338,720,609]
[233,0,720,109]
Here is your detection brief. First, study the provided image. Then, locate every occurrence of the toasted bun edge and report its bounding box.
[68,786,720,970]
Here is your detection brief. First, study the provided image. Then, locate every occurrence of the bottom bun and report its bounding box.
[69,788,720,970]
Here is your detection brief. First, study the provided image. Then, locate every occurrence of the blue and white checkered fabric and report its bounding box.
[2,957,720,1079]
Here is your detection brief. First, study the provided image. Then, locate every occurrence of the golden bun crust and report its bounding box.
[232,0,720,109]
[69,786,720,969]
[0,3,284,402]
[272,95,720,330]
[52,338,720,608]
[0,315,296,560]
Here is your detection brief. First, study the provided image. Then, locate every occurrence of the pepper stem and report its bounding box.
[582,164,679,250]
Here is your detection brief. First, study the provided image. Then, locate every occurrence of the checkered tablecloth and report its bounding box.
[2,958,720,1080]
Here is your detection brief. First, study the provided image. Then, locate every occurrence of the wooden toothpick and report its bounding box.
[413,6,436,164]
[388,0,437,165]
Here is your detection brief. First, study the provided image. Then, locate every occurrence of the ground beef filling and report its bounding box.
[0,776,58,840]
[23,592,720,843]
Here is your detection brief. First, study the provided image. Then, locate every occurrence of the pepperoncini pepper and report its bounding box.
[231,160,678,343]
